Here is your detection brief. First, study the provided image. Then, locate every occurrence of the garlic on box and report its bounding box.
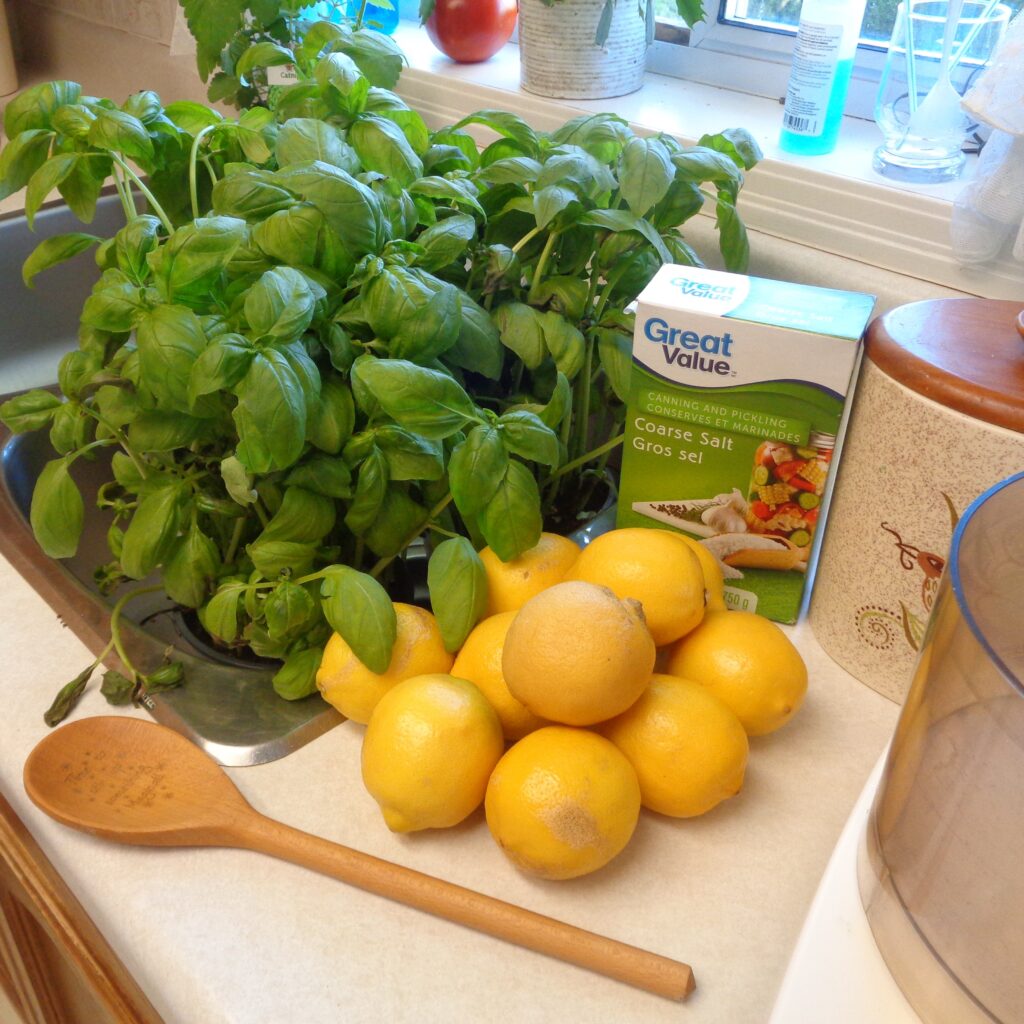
[702,503,747,535]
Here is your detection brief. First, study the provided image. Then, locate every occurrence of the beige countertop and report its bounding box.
[0,547,901,1024]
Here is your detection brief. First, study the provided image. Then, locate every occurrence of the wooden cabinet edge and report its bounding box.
[0,788,165,1024]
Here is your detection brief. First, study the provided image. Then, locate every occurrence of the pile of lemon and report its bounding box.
[316,528,808,881]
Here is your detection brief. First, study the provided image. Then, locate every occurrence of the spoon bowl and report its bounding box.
[22,716,696,1002]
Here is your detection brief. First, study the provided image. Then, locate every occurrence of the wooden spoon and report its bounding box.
[24,717,695,1002]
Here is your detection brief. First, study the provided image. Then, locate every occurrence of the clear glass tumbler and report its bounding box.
[859,470,1024,1023]
[874,1,1010,183]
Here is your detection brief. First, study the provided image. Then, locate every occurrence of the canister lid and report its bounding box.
[866,298,1024,434]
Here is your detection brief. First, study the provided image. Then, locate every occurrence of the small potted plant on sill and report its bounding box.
[518,0,704,100]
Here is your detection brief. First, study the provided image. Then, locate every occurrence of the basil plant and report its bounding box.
[0,39,759,718]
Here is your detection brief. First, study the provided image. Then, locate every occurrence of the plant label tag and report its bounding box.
[266,64,299,85]
[618,265,875,623]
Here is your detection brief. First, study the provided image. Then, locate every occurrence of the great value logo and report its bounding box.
[642,317,735,377]
[670,276,738,300]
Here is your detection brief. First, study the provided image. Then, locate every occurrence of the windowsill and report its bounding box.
[392,25,1022,300]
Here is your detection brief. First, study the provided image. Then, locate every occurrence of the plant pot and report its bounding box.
[517,0,647,100]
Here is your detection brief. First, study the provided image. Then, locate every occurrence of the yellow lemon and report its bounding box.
[361,673,504,833]
[672,533,727,612]
[485,726,641,880]
[502,580,655,726]
[600,673,748,817]
[479,532,581,615]
[663,610,807,736]
[451,612,548,742]
[567,527,705,645]
[316,603,453,724]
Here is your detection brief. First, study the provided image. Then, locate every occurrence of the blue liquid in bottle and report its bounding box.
[779,56,855,155]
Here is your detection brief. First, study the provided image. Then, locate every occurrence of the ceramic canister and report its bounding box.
[809,298,1024,703]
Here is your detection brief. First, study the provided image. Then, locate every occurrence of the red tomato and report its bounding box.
[750,500,773,520]
[426,0,518,64]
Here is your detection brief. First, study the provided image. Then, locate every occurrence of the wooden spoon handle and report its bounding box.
[236,813,695,1001]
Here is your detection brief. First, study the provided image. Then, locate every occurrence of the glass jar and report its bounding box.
[745,431,835,550]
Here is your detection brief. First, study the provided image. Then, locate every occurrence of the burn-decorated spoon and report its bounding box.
[24,716,695,1001]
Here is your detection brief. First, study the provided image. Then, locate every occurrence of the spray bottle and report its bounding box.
[779,0,869,156]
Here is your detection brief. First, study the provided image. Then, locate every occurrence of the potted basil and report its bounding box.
[0,39,758,724]
[518,0,705,99]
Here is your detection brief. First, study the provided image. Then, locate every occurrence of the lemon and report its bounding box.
[600,673,748,817]
[361,673,504,833]
[663,610,807,735]
[485,726,641,880]
[479,532,581,616]
[672,533,727,612]
[316,603,453,725]
[567,527,705,646]
[502,580,655,726]
[451,612,548,742]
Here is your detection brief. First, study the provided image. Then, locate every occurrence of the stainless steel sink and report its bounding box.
[1,196,342,765]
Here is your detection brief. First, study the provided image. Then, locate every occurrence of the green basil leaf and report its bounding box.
[4,81,81,137]
[476,156,542,186]
[444,295,503,380]
[344,446,389,535]
[335,28,404,89]
[56,151,106,224]
[80,269,149,329]
[0,390,62,433]
[716,195,750,272]
[25,153,79,229]
[235,41,295,81]
[427,536,488,653]
[276,118,358,172]
[698,128,763,172]
[306,376,355,455]
[188,333,255,404]
[497,410,561,467]
[320,565,396,674]
[538,370,572,428]
[48,401,90,455]
[408,175,485,218]
[579,208,672,264]
[363,266,462,362]
[363,485,427,558]
[550,114,632,164]
[314,50,365,98]
[351,357,479,439]
[618,135,675,218]
[212,170,295,219]
[22,232,100,288]
[375,424,444,481]
[121,91,162,124]
[235,106,278,165]
[672,146,744,192]
[164,100,224,136]
[50,103,97,139]
[478,460,543,562]
[348,114,423,187]
[100,669,135,707]
[492,302,546,369]
[88,109,154,163]
[448,424,507,518]
[94,385,140,429]
[232,348,307,473]
[272,647,323,701]
[453,110,539,157]
[260,485,336,543]
[218,455,254,507]
[163,521,219,608]
[284,454,352,498]
[251,203,321,266]
[30,457,84,558]
[115,215,163,283]
[200,582,245,643]
[120,481,187,579]
[127,410,206,451]
[135,304,209,413]
[274,160,388,259]
[148,215,247,303]
[0,129,52,202]
[538,310,586,380]
[264,580,317,640]
[248,537,318,577]
[244,266,316,342]
[414,212,476,272]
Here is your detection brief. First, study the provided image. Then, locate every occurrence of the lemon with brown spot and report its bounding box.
[663,610,807,736]
[485,726,641,879]
[501,580,655,726]
[567,527,705,645]
[316,603,453,724]
[451,611,548,742]
[479,532,581,616]
[600,673,748,817]
[361,673,504,833]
